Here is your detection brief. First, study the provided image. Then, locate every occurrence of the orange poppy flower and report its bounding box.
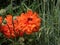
[2,15,16,38]
[16,10,41,35]
[1,15,24,38]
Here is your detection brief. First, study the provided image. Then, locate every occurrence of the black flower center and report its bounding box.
[28,18,32,21]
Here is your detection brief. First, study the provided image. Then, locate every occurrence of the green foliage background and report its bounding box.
[0,0,60,45]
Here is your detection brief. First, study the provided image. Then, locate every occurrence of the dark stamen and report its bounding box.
[28,18,32,21]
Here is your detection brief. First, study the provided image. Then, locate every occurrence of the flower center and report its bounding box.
[28,18,32,21]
